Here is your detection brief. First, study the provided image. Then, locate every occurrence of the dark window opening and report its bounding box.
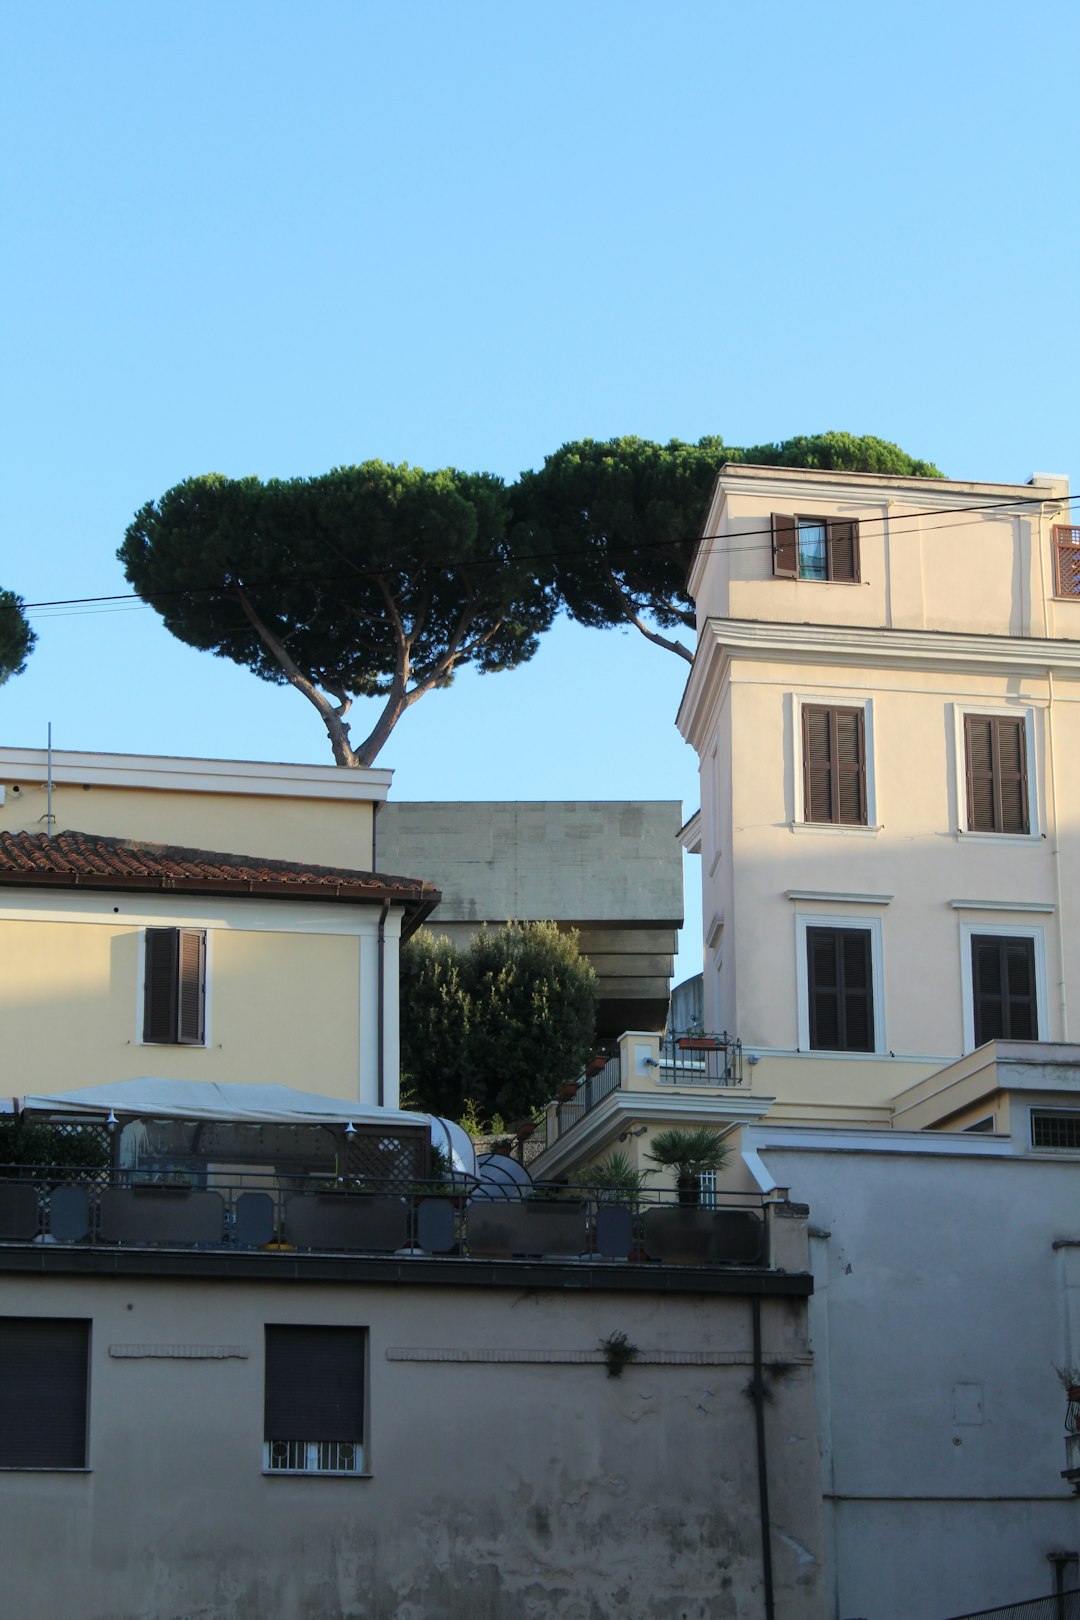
[0,1317,89,1469]
[807,927,874,1052]
[1032,1110,1080,1149]
[971,934,1038,1046]
[264,1325,365,1475]
[143,928,206,1045]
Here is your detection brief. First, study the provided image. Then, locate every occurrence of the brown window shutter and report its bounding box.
[965,716,995,831]
[972,934,1037,1044]
[177,930,206,1045]
[807,927,874,1052]
[826,520,859,583]
[834,708,866,824]
[802,706,833,821]
[965,715,1028,833]
[995,717,1028,834]
[144,928,179,1043]
[772,514,797,578]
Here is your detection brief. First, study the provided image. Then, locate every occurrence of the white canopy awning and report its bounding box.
[16,1078,422,1129]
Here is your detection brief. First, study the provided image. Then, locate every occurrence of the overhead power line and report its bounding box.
[2,486,1077,622]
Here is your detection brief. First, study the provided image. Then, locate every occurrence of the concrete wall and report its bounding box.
[377,801,685,1034]
[756,1137,1080,1620]
[0,1269,827,1620]
[0,888,405,1106]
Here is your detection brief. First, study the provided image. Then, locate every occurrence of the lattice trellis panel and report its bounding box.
[1054,526,1080,597]
[343,1125,429,1183]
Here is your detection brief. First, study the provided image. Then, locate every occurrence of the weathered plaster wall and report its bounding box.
[0,1273,826,1620]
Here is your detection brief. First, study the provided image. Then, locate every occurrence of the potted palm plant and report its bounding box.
[645,1127,731,1205]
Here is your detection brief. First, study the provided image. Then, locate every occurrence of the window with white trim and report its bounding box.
[953,705,1039,838]
[264,1325,365,1476]
[795,913,885,1055]
[142,928,206,1045]
[793,696,876,828]
[959,923,1046,1052]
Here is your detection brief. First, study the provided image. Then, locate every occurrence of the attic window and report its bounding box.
[772,514,860,582]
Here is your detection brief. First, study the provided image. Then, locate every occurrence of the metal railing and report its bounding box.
[0,1165,773,1269]
[943,1592,1080,1620]
[556,1054,622,1134]
[659,1031,744,1086]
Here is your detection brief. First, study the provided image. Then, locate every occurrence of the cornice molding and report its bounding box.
[0,748,393,803]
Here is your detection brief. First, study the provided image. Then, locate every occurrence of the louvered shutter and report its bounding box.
[177,930,206,1045]
[826,520,859,582]
[265,1326,365,1444]
[965,716,1028,834]
[995,718,1028,834]
[808,927,874,1052]
[807,929,841,1050]
[0,1318,89,1467]
[972,935,1037,1044]
[841,931,874,1051]
[834,709,866,824]
[144,928,179,1043]
[771,514,797,578]
[803,707,833,822]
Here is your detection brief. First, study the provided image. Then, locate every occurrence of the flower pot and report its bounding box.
[584,1056,608,1077]
[556,1082,580,1102]
[513,1121,535,1141]
[676,1037,721,1052]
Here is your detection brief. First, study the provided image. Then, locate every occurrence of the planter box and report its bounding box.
[676,1037,721,1052]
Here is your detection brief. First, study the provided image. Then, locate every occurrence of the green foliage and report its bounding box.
[0,590,35,686]
[515,431,942,651]
[572,1149,654,1199]
[401,921,598,1122]
[0,1119,108,1173]
[118,461,557,766]
[598,1330,639,1378]
[644,1126,731,1180]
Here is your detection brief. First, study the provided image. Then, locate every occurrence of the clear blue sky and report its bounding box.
[2,0,1077,985]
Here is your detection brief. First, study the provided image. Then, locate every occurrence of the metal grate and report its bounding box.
[943,1590,1080,1620]
[1032,1111,1080,1150]
[264,1439,363,1475]
[1054,527,1080,597]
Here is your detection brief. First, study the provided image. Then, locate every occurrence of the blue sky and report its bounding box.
[1,0,1077,984]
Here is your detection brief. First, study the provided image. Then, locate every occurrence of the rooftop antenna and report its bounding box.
[44,722,55,838]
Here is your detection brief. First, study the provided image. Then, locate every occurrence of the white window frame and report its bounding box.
[135,926,212,1048]
[959,921,1047,1053]
[790,693,879,832]
[952,702,1041,841]
[795,911,886,1055]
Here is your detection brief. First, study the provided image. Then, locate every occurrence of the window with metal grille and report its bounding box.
[802,705,867,825]
[1053,526,1080,597]
[0,1318,89,1469]
[807,927,874,1052]
[963,715,1029,835]
[1032,1111,1080,1150]
[772,513,859,582]
[143,928,206,1045]
[264,1326,365,1476]
[971,934,1038,1045]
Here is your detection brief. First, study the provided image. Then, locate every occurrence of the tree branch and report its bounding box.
[232,587,361,766]
[629,614,693,663]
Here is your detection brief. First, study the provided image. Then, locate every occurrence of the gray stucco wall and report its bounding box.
[0,1271,825,1620]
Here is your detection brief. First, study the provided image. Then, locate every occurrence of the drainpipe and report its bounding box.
[751,1294,776,1620]
[376,902,390,1108]
[1048,669,1069,1041]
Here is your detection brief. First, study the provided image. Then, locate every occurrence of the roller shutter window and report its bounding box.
[143,928,206,1044]
[772,514,859,582]
[264,1326,365,1474]
[0,1318,89,1468]
[807,927,874,1052]
[972,935,1037,1045]
[964,716,1028,834]
[802,705,867,825]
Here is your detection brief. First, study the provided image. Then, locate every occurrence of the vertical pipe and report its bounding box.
[1048,669,1069,1040]
[752,1294,776,1620]
[376,901,390,1108]
[46,722,54,838]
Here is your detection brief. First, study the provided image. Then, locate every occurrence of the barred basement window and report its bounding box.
[264,1326,365,1476]
[0,1318,90,1469]
[143,928,206,1045]
[1032,1111,1080,1150]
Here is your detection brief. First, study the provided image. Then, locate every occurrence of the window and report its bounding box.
[971,934,1038,1045]
[264,1326,365,1475]
[964,715,1029,835]
[143,928,206,1045]
[1053,526,1080,597]
[772,514,859,582]
[1032,1110,1080,1149]
[806,926,875,1052]
[0,1318,89,1468]
[802,706,867,824]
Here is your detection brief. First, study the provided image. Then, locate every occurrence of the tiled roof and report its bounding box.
[0,831,440,933]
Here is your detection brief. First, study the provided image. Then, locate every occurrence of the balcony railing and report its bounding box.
[556,1054,622,1134]
[659,1031,744,1087]
[0,1165,774,1270]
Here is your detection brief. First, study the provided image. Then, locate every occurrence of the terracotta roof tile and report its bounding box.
[0,831,440,933]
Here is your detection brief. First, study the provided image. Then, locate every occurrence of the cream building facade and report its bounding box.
[677,463,1078,1126]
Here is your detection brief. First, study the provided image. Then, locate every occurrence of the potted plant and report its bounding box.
[645,1127,731,1205]
[556,1080,580,1103]
[584,1054,609,1078]
[676,1034,722,1052]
